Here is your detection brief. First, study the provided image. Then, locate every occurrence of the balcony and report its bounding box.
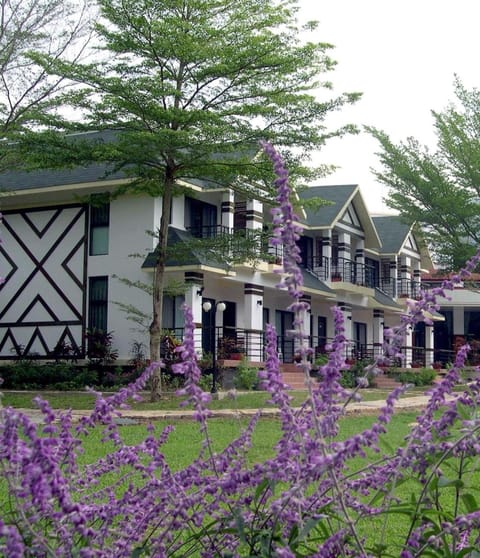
[301,256,379,289]
[161,327,457,368]
[185,226,422,298]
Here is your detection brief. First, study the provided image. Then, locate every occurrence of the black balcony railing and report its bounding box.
[159,328,449,368]
[185,226,424,298]
[187,224,230,238]
[301,255,379,288]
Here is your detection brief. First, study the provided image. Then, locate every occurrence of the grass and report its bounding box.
[2,397,473,553]
[0,386,432,411]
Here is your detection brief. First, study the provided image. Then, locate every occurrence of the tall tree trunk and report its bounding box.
[149,167,175,402]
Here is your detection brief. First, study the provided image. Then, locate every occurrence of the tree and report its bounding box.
[0,0,92,171]
[20,0,361,399]
[368,78,480,270]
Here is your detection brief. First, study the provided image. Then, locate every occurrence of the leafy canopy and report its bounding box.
[369,78,480,270]
[0,0,92,172]
[23,0,361,194]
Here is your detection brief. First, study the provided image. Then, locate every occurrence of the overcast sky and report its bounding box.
[298,0,480,214]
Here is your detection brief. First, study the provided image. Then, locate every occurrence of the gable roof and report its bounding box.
[299,185,357,227]
[299,185,382,250]
[1,129,259,196]
[142,227,230,271]
[373,215,434,270]
[0,162,125,192]
[301,268,336,296]
[372,215,412,254]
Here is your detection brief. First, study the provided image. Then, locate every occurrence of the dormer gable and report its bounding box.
[299,184,381,251]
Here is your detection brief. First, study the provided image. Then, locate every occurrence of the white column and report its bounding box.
[404,327,413,367]
[425,324,434,367]
[389,257,398,298]
[339,302,353,358]
[337,232,351,282]
[244,283,264,361]
[221,190,234,231]
[453,307,464,337]
[246,199,263,257]
[413,261,422,299]
[400,256,411,297]
[316,232,331,280]
[295,295,311,357]
[372,309,384,358]
[184,272,204,355]
[355,239,365,286]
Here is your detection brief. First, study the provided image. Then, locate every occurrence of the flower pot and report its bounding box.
[229,353,243,360]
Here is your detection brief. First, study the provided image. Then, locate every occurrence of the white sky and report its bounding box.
[298,0,480,214]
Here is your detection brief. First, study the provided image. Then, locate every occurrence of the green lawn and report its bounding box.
[0,386,431,411]
[2,397,473,554]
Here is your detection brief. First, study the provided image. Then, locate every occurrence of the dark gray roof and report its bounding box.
[1,130,126,191]
[0,163,126,191]
[299,185,357,227]
[301,268,336,295]
[372,215,411,254]
[373,288,401,309]
[1,130,257,193]
[142,227,229,270]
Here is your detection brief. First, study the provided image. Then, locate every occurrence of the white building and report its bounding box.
[0,141,438,381]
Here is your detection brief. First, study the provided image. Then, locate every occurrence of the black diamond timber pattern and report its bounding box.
[0,204,87,358]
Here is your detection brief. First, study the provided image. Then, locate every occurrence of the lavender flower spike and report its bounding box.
[260,141,305,306]
[172,303,211,423]
[261,141,311,373]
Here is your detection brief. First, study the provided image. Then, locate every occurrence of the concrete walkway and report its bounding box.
[6,394,443,424]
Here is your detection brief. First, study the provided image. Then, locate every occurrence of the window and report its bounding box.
[89,202,110,255]
[162,295,185,331]
[88,276,108,332]
[275,310,294,362]
[185,197,217,237]
[317,316,327,352]
[353,322,367,359]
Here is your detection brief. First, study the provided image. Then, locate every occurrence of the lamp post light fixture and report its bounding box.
[202,301,226,394]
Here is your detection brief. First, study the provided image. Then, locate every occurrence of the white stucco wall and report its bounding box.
[88,194,157,360]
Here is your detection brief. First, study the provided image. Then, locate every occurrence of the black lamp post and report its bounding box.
[202,300,226,394]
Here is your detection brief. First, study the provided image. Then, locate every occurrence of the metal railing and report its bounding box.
[380,278,423,299]
[160,329,467,368]
[184,226,424,299]
[300,255,379,288]
[186,224,230,238]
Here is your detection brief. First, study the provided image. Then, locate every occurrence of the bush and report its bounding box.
[234,357,259,390]
[0,362,138,390]
[395,367,437,386]
[198,372,213,392]
[340,358,373,388]
[0,362,83,389]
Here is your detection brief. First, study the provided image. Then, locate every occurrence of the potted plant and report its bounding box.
[218,337,244,360]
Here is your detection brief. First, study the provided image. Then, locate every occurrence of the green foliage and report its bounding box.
[86,328,119,365]
[340,359,373,389]
[0,362,96,390]
[369,78,480,270]
[234,358,259,391]
[0,361,147,391]
[395,367,437,386]
[13,0,360,372]
[0,0,91,173]
[197,373,214,392]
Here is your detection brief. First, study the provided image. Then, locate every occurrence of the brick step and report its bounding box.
[280,370,309,390]
[280,363,300,374]
[373,375,402,389]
